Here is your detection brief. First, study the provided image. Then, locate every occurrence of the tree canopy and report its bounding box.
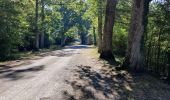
[0,0,170,81]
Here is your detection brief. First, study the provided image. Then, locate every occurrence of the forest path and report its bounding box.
[0,45,94,100]
[0,45,170,100]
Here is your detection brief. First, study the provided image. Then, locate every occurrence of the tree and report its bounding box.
[141,0,152,63]
[97,0,103,52]
[0,0,20,59]
[167,50,170,82]
[144,0,170,78]
[59,5,79,46]
[100,0,117,60]
[40,0,45,48]
[122,0,152,72]
[34,0,39,50]
[93,27,97,45]
[112,0,131,56]
[76,16,91,45]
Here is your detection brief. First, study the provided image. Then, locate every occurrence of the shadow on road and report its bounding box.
[63,65,133,100]
[0,65,44,81]
[63,65,170,100]
[38,50,80,57]
[65,45,93,50]
[38,45,91,57]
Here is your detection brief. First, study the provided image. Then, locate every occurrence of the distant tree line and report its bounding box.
[0,0,91,60]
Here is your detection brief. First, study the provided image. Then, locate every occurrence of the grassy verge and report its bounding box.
[0,45,62,63]
[89,47,100,58]
[89,48,124,64]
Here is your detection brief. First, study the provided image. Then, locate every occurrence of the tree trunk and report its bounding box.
[156,29,161,73]
[40,0,45,48]
[167,50,170,82]
[98,0,103,53]
[61,32,65,47]
[93,27,97,46]
[123,0,145,72]
[35,0,39,50]
[100,0,117,60]
[80,32,85,45]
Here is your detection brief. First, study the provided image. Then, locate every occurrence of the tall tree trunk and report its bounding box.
[40,0,45,48]
[156,29,161,72]
[100,0,117,60]
[93,27,97,46]
[123,0,150,72]
[81,34,86,45]
[167,50,170,82]
[98,0,103,53]
[35,0,39,50]
[61,32,65,47]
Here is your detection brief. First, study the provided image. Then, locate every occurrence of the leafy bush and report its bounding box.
[113,25,128,56]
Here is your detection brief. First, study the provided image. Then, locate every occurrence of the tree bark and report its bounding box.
[167,50,170,82]
[93,27,97,46]
[80,32,86,45]
[61,32,65,47]
[40,0,45,48]
[100,0,117,60]
[98,0,103,53]
[123,0,145,72]
[35,0,39,50]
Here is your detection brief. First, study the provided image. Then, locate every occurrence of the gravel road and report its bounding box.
[1,45,169,100]
[0,45,92,100]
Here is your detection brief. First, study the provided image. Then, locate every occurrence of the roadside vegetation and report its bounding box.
[0,0,170,94]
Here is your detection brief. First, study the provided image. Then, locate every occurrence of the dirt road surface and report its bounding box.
[0,45,95,100]
[0,45,170,100]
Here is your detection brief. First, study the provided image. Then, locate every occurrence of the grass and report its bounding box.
[89,47,100,58]
[0,45,62,63]
[89,48,124,65]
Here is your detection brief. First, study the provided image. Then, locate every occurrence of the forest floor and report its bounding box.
[0,45,170,100]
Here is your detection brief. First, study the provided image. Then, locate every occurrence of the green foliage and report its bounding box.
[112,0,131,56]
[0,0,24,59]
[144,0,170,76]
[113,24,128,56]
[0,0,92,60]
[65,27,79,44]
[0,0,169,75]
